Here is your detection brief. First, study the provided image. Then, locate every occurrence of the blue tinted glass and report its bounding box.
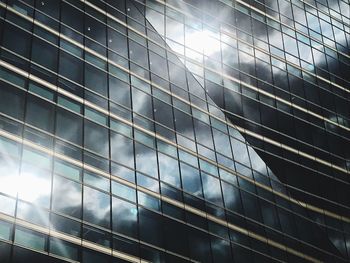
[111,181,136,202]
[181,162,202,197]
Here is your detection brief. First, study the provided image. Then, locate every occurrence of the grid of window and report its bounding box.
[0,0,349,262]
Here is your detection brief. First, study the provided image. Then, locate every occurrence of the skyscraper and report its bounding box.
[0,0,349,262]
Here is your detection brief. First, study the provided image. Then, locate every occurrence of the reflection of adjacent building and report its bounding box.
[0,0,349,262]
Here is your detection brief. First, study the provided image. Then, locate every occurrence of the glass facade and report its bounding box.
[0,0,349,262]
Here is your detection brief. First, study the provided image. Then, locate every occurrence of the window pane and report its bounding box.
[15,227,46,251]
[109,76,131,108]
[0,241,11,263]
[138,191,160,211]
[112,197,138,238]
[28,82,54,101]
[135,142,158,178]
[2,23,31,58]
[201,172,223,206]
[111,162,135,183]
[85,107,107,126]
[138,208,163,247]
[83,186,110,228]
[22,148,51,170]
[0,82,25,120]
[0,220,12,241]
[12,246,56,263]
[0,149,20,198]
[84,172,109,192]
[56,108,83,145]
[188,228,212,263]
[0,68,25,88]
[17,201,49,227]
[85,16,106,45]
[129,40,148,68]
[158,152,180,187]
[82,225,110,248]
[132,88,153,118]
[36,0,60,19]
[51,213,81,237]
[85,64,107,96]
[110,132,134,168]
[50,238,79,261]
[0,194,16,216]
[25,95,54,133]
[82,248,110,263]
[84,120,109,157]
[211,237,233,262]
[31,37,58,71]
[137,173,159,193]
[111,181,136,202]
[163,217,189,257]
[107,28,127,56]
[181,163,202,197]
[59,51,83,84]
[57,95,82,113]
[61,2,83,32]
[222,182,243,213]
[54,160,81,182]
[52,175,82,219]
[20,157,51,207]
[110,119,132,137]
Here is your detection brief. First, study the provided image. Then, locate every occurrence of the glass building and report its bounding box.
[0,0,349,262]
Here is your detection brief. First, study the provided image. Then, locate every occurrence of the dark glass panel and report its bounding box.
[112,197,138,238]
[138,207,163,247]
[12,245,66,263]
[174,109,195,139]
[0,241,11,263]
[153,98,174,130]
[50,237,79,261]
[31,37,58,71]
[84,120,109,157]
[51,213,81,237]
[107,28,128,57]
[82,248,110,263]
[85,15,106,45]
[129,40,149,69]
[36,0,60,18]
[56,108,83,145]
[2,22,31,59]
[25,95,54,133]
[163,217,189,257]
[59,51,83,84]
[61,2,84,32]
[113,235,139,258]
[82,225,111,248]
[85,63,108,96]
[211,236,233,263]
[181,162,203,197]
[109,76,131,108]
[0,81,25,120]
[188,228,212,263]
